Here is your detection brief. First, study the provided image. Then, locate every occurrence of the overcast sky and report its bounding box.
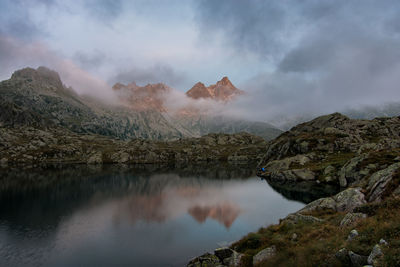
[1,0,400,122]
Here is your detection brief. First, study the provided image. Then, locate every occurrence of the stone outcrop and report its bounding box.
[299,187,366,213]
[366,163,400,202]
[258,113,400,204]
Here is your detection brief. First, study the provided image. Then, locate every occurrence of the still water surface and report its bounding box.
[0,164,306,266]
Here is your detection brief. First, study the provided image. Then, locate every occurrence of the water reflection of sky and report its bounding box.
[0,165,304,267]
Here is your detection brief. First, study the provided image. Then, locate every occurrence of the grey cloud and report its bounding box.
[195,0,288,59]
[74,51,107,70]
[110,64,187,88]
[278,39,336,73]
[84,0,123,22]
[0,35,116,102]
[0,0,45,41]
[194,0,400,124]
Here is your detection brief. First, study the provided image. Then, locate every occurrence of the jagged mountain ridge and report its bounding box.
[0,67,282,140]
[186,76,244,101]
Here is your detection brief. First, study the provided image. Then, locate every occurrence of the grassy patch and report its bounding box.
[231,197,400,267]
[359,148,400,169]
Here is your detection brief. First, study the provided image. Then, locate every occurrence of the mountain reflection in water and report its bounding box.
[0,163,308,267]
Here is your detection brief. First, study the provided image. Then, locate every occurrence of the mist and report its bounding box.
[1,0,400,126]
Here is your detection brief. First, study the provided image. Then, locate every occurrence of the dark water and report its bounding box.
[0,164,310,267]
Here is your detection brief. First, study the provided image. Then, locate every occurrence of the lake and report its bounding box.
[0,163,312,267]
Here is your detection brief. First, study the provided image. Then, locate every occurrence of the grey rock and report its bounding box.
[368,244,383,265]
[214,247,233,262]
[379,239,388,246]
[339,155,366,187]
[291,233,298,241]
[324,165,335,176]
[291,169,316,181]
[348,251,368,267]
[87,152,103,164]
[223,251,243,267]
[340,213,367,227]
[300,187,366,213]
[187,253,221,267]
[367,163,400,202]
[253,245,276,266]
[347,229,359,241]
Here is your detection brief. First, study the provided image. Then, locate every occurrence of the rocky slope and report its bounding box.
[0,67,281,140]
[258,113,400,189]
[188,113,400,266]
[0,127,267,166]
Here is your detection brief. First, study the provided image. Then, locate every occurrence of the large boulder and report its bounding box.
[368,244,383,265]
[339,155,366,187]
[253,245,276,266]
[300,187,366,213]
[367,163,400,202]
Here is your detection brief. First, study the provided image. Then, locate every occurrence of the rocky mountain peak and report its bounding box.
[11,66,63,89]
[186,77,243,101]
[216,76,233,87]
[186,82,212,99]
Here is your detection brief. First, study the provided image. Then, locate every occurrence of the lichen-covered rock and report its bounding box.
[368,244,383,265]
[339,155,366,187]
[214,247,233,262]
[340,212,367,227]
[299,187,366,213]
[253,245,276,266]
[367,163,400,202]
[347,229,359,241]
[223,251,243,267]
[187,253,221,267]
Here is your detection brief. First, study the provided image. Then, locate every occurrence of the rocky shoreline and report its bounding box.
[0,127,268,166]
[187,113,400,267]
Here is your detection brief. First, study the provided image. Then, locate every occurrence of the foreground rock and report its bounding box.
[299,187,366,213]
[252,246,276,266]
